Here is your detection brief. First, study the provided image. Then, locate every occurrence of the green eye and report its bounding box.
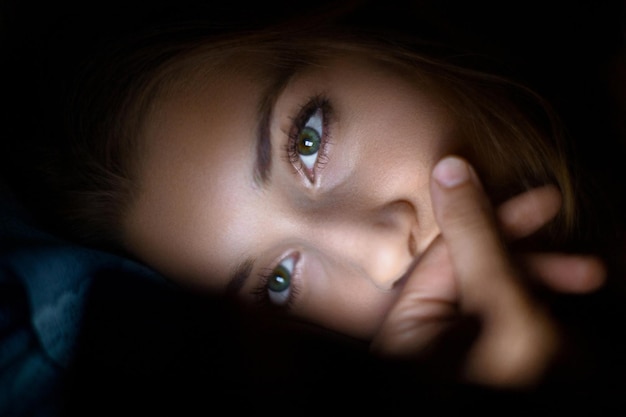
[292,106,324,178]
[266,255,296,306]
[269,263,291,293]
[297,127,321,156]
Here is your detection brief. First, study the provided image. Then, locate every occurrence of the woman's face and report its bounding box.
[125,49,456,339]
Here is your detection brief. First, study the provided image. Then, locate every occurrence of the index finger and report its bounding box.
[430,156,515,311]
[430,156,558,385]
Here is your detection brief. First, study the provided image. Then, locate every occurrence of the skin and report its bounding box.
[124,49,606,386]
[126,52,454,339]
[375,158,564,386]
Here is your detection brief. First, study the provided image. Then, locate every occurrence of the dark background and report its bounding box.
[1,0,625,414]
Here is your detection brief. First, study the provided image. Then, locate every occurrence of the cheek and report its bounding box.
[334,100,452,251]
[338,114,453,200]
[371,105,454,167]
[338,84,455,185]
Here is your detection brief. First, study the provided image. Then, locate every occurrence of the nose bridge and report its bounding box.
[316,200,416,290]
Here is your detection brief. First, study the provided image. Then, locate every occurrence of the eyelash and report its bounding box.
[285,95,332,181]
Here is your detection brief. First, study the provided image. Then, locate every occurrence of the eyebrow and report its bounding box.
[254,68,298,186]
[254,93,274,185]
[228,68,299,294]
[226,257,255,295]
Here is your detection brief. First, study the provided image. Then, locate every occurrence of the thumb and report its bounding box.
[430,156,559,386]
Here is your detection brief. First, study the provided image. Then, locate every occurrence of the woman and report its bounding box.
[3,0,624,406]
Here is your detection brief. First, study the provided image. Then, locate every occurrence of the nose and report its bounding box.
[317,200,418,290]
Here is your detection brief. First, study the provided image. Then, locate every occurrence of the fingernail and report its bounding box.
[433,156,470,188]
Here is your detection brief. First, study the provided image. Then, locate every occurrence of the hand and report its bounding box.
[496,183,605,294]
[371,156,605,387]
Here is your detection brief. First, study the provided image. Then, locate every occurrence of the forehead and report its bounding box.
[124,50,270,286]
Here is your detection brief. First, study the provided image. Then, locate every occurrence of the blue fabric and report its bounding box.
[0,183,163,416]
